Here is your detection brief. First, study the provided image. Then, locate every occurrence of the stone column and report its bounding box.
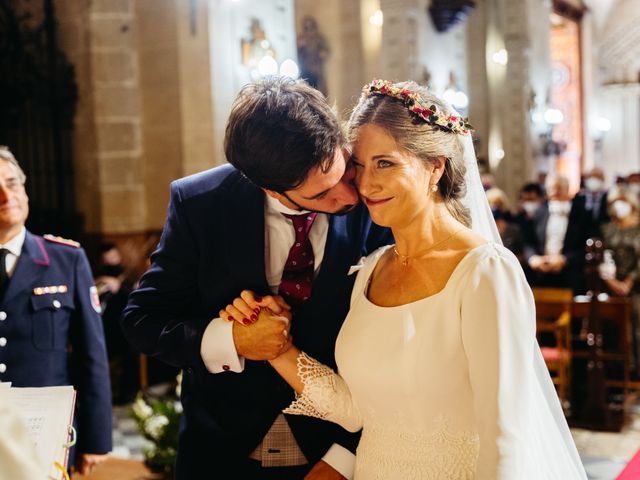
[57,0,215,234]
[56,1,102,233]
[378,0,420,82]
[90,0,146,234]
[600,84,640,178]
[56,0,145,234]
[467,0,551,202]
[134,0,216,230]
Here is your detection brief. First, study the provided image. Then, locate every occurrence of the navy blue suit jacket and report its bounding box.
[123,164,392,475]
[0,231,113,454]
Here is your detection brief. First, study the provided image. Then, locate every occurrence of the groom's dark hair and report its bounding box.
[224,76,344,192]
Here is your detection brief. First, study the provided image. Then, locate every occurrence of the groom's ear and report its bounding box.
[263,188,283,200]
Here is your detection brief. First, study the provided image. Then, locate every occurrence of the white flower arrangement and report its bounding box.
[145,414,170,441]
[130,373,182,475]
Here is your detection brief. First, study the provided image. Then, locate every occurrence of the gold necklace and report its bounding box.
[393,228,463,267]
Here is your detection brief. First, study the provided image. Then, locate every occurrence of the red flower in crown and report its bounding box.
[362,79,473,134]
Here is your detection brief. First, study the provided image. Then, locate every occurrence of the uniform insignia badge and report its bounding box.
[90,286,102,313]
[33,285,69,295]
[43,234,81,248]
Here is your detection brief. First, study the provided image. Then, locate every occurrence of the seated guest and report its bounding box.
[625,172,640,200]
[515,181,545,222]
[557,168,612,294]
[601,186,640,377]
[520,175,583,291]
[95,242,139,404]
[486,187,523,259]
[573,167,610,233]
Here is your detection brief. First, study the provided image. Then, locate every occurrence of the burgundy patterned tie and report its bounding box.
[278,213,318,307]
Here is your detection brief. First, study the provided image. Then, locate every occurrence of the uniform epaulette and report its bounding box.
[43,234,81,248]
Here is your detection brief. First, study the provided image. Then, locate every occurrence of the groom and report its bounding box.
[122,77,391,479]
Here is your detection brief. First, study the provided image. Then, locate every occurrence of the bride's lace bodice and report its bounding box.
[284,244,587,479]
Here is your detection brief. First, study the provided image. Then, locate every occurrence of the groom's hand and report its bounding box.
[232,309,291,360]
[305,460,346,480]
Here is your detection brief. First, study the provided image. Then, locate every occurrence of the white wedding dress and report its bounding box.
[285,242,587,479]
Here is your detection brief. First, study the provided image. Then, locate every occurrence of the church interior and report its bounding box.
[2,0,640,478]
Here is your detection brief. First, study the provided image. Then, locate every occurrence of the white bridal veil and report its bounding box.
[459,133,587,478]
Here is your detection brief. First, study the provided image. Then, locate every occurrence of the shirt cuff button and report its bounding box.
[222,364,230,371]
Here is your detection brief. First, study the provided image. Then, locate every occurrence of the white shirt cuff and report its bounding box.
[200,318,245,373]
[322,443,356,479]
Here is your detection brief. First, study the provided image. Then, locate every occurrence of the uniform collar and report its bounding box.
[0,227,26,257]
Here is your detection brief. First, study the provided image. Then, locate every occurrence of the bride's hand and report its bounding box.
[219,290,292,326]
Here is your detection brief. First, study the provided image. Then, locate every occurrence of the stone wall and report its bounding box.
[56,0,215,234]
[295,0,364,116]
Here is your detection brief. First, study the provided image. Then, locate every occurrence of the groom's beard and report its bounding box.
[282,192,357,216]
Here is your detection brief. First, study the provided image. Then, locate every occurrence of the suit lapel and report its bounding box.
[221,176,270,292]
[4,231,49,304]
[535,204,549,251]
[313,214,350,289]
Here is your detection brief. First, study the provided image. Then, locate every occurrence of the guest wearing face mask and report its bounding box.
[601,186,640,377]
[95,243,139,404]
[522,175,585,291]
[517,182,545,220]
[626,172,640,200]
[542,167,612,294]
[574,168,610,231]
[514,182,545,283]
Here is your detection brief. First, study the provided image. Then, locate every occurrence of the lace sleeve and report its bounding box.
[283,352,362,433]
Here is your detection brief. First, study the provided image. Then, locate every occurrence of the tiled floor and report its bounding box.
[111,402,640,479]
[111,405,152,461]
[572,403,640,479]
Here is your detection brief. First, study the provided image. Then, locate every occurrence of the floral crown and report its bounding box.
[362,79,473,135]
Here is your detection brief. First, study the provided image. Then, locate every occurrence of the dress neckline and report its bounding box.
[362,242,495,309]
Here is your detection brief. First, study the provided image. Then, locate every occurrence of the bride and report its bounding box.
[225,80,587,479]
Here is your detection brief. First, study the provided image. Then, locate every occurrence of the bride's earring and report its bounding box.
[430,184,438,193]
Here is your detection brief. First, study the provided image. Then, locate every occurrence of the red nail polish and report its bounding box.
[255,296,263,303]
[251,314,257,321]
[228,316,235,322]
[254,308,260,314]
[242,319,250,326]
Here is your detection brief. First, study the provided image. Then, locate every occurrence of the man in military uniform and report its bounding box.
[0,146,112,475]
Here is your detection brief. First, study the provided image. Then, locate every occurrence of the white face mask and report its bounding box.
[522,201,540,217]
[584,177,603,192]
[611,200,632,219]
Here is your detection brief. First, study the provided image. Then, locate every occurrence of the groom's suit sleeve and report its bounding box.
[122,181,211,368]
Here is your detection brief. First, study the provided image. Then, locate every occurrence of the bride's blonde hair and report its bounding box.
[347,81,471,227]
